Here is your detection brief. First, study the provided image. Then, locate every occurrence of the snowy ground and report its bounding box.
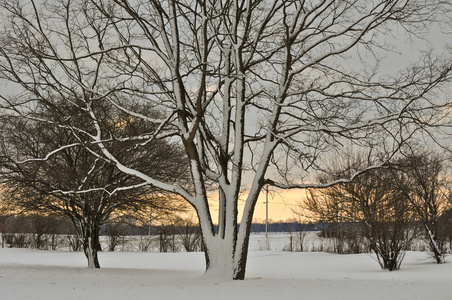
[1,247,451,300]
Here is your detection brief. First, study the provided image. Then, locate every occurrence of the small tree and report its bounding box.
[303,184,364,254]
[29,214,60,250]
[392,151,452,264]
[66,234,82,252]
[439,208,452,252]
[158,224,178,253]
[303,157,414,270]
[104,221,127,252]
[351,171,414,271]
[176,216,202,252]
[284,219,308,252]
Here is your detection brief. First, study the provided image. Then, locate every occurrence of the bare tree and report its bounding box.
[303,159,415,270]
[284,218,308,252]
[349,169,414,271]
[440,208,452,252]
[1,0,451,279]
[175,216,202,252]
[104,220,127,252]
[0,104,188,267]
[392,150,452,263]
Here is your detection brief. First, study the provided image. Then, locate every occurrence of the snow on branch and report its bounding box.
[16,143,81,164]
[51,182,149,198]
[265,164,388,190]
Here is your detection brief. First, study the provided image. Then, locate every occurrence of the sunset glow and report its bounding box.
[205,188,309,225]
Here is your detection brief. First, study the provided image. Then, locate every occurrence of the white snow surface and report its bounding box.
[1,248,451,299]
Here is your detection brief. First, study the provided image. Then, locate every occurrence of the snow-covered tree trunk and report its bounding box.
[202,236,236,279]
[80,220,101,269]
[76,198,102,269]
[425,224,446,264]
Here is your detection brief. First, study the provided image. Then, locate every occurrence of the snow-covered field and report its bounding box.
[1,246,451,300]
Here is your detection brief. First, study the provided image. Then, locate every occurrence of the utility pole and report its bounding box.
[265,185,270,250]
[148,207,152,236]
[265,185,269,239]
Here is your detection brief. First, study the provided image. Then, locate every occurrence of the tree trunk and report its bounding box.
[430,241,445,264]
[425,224,445,264]
[82,223,101,268]
[202,235,236,279]
[197,208,240,279]
[234,215,258,279]
[199,200,255,280]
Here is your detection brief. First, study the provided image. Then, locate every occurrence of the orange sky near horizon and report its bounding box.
[245,188,307,223]
[204,188,308,224]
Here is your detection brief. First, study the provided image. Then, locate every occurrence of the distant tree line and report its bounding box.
[249,222,322,233]
[0,214,76,250]
[0,213,203,253]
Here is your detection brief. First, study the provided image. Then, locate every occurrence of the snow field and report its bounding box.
[1,247,451,300]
